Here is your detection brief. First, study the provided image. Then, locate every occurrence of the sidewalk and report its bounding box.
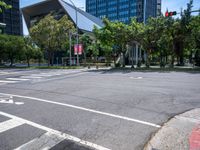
[144,108,200,150]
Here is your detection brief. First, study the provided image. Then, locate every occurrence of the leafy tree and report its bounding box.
[23,36,42,67]
[188,15,200,66]
[128,18,144,67]
[30,14,75,66]
[33,47,43,66]
[0,1,11,13]
[80,33,93,65]
[3,35,24,66]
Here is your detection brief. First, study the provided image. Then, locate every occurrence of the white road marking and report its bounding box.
[0,93,161,128]
[0,111,110,150]
[130,77,143,79]
[31,74,53,77]
[0,96,24,105]
[0,99,13,104]
[0,80,18,83]
[14,132,66,150]
[0,72,10,75]
[0,119,24,133]
[14,102,24,105]
[20,76,43,79]
[6,78,30,81]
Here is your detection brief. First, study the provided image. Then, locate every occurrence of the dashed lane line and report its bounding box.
[0,80,19,83]
[6,78,30,81]
[20,76,43,79]
[0,93,161,128]
[0,111,110,150]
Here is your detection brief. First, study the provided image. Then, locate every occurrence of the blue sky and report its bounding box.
[21,0,199,35]
[21,0,200,13]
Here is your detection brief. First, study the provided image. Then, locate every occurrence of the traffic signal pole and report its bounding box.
[165,9,200,17]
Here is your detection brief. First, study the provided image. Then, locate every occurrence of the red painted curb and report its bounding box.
[190,125,200,150]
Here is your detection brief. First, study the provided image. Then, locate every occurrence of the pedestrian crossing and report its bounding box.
[0,70,85,86]
[0,111,110,150]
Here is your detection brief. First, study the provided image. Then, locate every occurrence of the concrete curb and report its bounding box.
[144,108,200,150]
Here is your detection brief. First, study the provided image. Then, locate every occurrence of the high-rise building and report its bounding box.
[0,0,22,35]
[86,0,161,23]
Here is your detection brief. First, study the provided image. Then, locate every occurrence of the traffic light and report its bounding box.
[165,11,177,17]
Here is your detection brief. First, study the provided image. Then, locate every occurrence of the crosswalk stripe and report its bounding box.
[31,74,53,77]
[0,111,110,150]
[0,119,24,133]
[14,132,66,150]
[6,78,30,81]
[0,80,18,83]
[20,76,43,79]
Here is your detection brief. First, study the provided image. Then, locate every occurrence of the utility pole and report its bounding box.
[69,0,79,66]
[143,0,147,24]
[69,31,72,66]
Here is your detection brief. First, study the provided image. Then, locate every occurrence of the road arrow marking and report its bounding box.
[0,96,24,105]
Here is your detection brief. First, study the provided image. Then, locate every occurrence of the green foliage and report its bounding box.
[93,0,199,68]
[0,34,44,67]
[0,1,12,13]
[0,34,24,66]
[30,14,75,66]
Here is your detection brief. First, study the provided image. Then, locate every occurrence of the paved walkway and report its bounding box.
[144,108,200,150]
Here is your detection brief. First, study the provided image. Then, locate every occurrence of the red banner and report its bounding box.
[74,44,83,55]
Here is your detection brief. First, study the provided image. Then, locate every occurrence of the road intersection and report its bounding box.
[0,69,200,149]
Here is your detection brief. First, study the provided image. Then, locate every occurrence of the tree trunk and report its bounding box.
[10,57,13,67]
[48,51,50,67]
[27,58,30,67]
[114,53,116,67]
[146,50,150,68]
[122,52,126,68]
[51,52,54,66]
[171,55,175,68]
[38,58,41,66]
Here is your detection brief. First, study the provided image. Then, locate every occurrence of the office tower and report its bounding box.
[0,0,22,35]
[86,0,161,23]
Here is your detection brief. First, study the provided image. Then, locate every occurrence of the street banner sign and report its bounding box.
[74,44,83,55]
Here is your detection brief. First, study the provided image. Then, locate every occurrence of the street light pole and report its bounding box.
[69,31,72,66]
[143,0,147,24]
[69,0,79,66]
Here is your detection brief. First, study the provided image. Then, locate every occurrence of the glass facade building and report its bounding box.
[0,0,22,35]
[86,0,161,23]
[22,0,103,33]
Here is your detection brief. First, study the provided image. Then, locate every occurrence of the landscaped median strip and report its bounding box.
[0,111,110,150]
[0,92,161,128]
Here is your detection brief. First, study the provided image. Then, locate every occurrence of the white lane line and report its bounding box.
[0,119,24,133]
[14,132,66,150]
[31,74,53,77]
[20,76,43,79]
[130,77,143,79]
[6,78,30,81]
[0,111,110,150]
[0,80,18,83]
[0,93,161,128]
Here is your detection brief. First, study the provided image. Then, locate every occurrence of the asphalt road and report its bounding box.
[0,68,200,150]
